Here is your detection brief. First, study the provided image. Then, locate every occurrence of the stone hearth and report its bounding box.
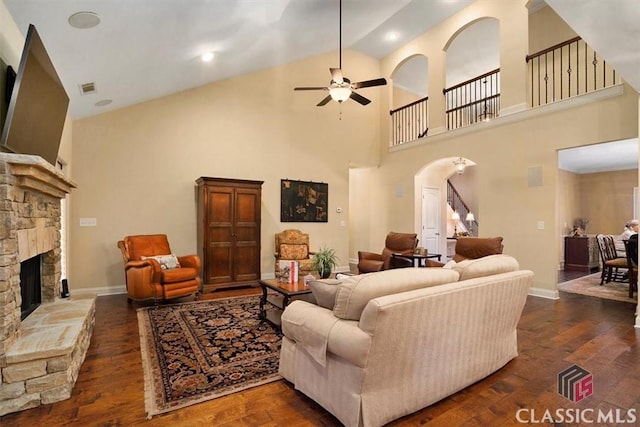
[0,153,95,416]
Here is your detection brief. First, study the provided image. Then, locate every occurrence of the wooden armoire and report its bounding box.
[196,177,263,292]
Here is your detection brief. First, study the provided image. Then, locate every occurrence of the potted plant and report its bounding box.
[312,246,338,279]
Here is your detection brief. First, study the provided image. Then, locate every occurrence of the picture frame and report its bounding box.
[280,179,328,222]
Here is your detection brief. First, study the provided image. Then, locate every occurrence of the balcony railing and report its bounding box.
[526,36,620,107]
[443,69,500,131]
[389,96,429,146]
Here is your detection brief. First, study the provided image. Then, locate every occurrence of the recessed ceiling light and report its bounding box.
[68,12,101,29]
[385,31,400,42]
[94,99,112,107]
[201,51,215,62]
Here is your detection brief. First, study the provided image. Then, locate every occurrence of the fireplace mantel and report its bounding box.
[0,153,77,197]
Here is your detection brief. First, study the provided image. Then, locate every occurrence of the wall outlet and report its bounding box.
[79,217,97,227]
[537,221,544,230]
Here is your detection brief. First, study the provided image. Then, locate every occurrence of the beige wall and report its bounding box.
[70,49,383,289]
[528,5,577,53]
[578,169,638,234]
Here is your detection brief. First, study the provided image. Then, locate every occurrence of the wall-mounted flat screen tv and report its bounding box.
[0,24,69,166]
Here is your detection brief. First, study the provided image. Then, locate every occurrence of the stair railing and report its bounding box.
[447,180,478,235]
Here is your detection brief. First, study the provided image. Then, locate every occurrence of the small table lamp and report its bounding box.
[451,211,460,237]
[466,212,475,236]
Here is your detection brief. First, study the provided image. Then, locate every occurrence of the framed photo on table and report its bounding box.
[280,179,328,222]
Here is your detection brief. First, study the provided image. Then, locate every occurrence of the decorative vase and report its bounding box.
[319,265,331,279]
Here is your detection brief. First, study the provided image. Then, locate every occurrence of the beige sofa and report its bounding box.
[278,255,533,427]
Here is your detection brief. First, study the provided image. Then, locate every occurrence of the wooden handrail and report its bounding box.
[442,68,500,94]
[526,36,582,62]
[389,95,429,115]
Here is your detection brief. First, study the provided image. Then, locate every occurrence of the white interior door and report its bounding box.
[421,187,441,255]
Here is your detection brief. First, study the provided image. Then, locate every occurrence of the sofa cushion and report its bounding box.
[308,279,341,309]
[333,268,460,320]
[452,254,519,281]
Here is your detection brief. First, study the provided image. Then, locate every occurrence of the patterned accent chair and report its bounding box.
[357,232,418,273]
[118,234,201,303]
[275,229,314,278]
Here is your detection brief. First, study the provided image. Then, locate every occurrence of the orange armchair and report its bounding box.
[357,232,418,274]
[118,234,201,303]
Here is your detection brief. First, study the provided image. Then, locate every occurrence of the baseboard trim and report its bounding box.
[529,286,559,300]
[71,285,127,297]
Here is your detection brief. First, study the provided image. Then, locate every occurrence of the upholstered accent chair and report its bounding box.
[275,229,314,278]
[357,232,418,274]
[118,234,201,303]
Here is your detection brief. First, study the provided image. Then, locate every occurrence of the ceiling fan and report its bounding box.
[294,0,387,106]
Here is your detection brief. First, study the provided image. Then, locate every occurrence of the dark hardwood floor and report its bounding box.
[2,285,638,426]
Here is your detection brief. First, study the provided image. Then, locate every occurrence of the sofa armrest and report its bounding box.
[281,301,338,366]
[281,301,371,367]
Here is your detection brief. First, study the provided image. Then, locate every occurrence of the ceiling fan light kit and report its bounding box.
[294,0,386,107]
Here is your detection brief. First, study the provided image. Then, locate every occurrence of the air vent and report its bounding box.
[78,82,96,95]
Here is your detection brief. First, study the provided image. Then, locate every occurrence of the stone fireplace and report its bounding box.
[0,153,95,416]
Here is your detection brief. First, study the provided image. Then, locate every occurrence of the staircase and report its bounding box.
[447,180,478,235]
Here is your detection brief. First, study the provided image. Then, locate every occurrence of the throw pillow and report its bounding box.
[280,244,308,260]
[308,279,341,309]
[442,260,457,269]
[141,254,181,270]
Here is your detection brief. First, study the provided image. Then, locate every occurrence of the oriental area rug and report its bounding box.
[136,296,282,418]
[558,272,637,304]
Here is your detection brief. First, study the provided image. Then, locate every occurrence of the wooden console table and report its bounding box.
[564,236,599,272]
[391,252,442,268]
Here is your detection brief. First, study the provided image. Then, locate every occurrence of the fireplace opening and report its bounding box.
[20,255,42,320]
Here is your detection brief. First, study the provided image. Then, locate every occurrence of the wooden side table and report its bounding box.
[258,278,314,326]
[391,253,442,268]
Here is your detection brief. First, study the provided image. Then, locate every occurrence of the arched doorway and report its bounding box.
[414,157,477,259]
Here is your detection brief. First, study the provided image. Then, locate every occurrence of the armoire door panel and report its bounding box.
[236,191,259,222]
[208,190,234,222]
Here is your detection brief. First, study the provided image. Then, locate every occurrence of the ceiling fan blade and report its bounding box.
[294,86,328,91]
[317,95,332,106]
[350,91,371,105]
[330,68,343,84]
[352,78,387,89]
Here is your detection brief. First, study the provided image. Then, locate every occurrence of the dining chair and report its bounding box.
[595,234,628,286]
[622,236,638,298]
